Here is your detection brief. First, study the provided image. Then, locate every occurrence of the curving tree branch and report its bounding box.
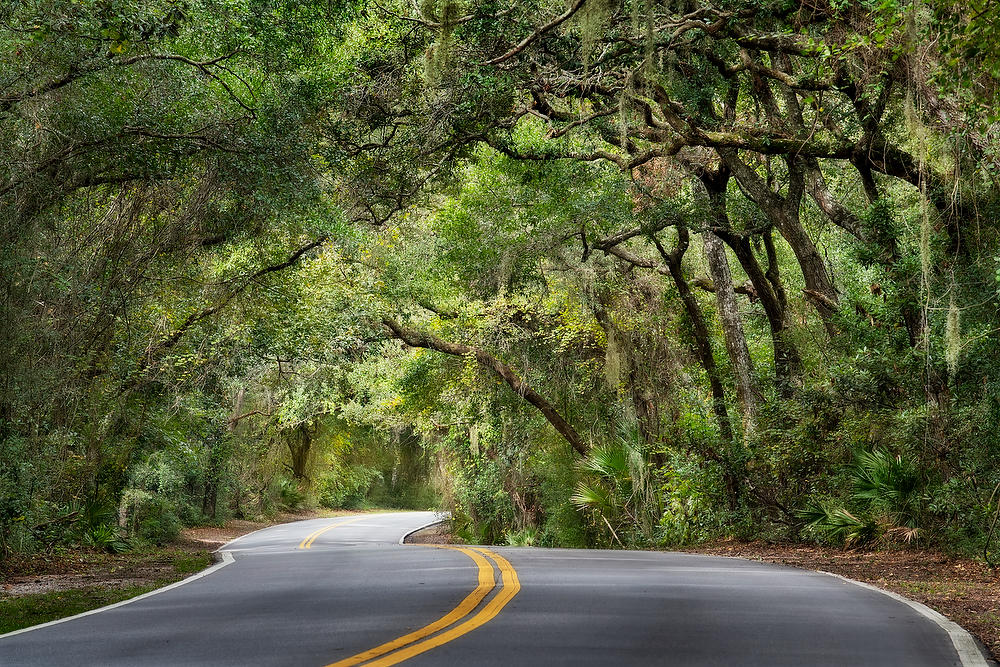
[382,318,588,456]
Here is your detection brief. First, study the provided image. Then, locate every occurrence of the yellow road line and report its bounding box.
[298,516,370,550]
[357,547,520,667]
[325,545,495,667]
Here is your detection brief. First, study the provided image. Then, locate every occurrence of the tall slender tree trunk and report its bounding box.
[655,230,742,508]
[653,229,734,445]
[724,234,802,393]
[775,211,839,335]
[703,230,759,427]
[719,150,839,336]
[289,423,312,481]
[701,167,801,390]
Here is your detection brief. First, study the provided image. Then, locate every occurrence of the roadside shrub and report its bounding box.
[657,454,728,546]
[799,448,926,546]
[277,478,308,510]
[73,496,117,532]
[130,451,186,497]
[572,422,661,548]
[119,489,182,545]
[531,445,587,548]
[798,504,882,546]
[851,448,923,528]
[81,523,130,553]
[317,464,383,509]
[504,526,538,546]
[450,456,514,545]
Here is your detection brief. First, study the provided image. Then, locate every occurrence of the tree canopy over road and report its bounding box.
[2,0,1000,559]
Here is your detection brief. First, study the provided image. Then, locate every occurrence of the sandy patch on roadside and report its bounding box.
[403,521,456,544]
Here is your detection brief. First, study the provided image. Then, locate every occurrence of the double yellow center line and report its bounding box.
[295,518,520,666]
[329,546,520,667]
[354,547,521,667]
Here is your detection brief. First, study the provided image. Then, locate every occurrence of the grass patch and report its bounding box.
[0,549,214,635]
[895,580,973,597]
[171,553,212,574]
[0,585,157,634]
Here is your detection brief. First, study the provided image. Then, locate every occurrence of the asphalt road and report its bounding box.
[0,511,986,666]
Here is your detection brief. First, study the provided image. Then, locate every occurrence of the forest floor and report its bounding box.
[0,508,381,633]
[403,525,999,662]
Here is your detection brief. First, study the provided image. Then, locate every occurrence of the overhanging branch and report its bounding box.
[382,318,588,456]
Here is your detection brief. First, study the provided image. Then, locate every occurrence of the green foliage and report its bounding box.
[172,552,212,575]
[0,549,212,633]
[0,586,160,635]
[81,523,131,554]
[658,454,731,546]
[451,457,515,545]
[504,527,539,547]
[3,0,1000,566]
[277,478,309,510]
[851,448,924,528]
[317,465,382,509]
[119,489,182,545]
[572,422,661,548]
[799,504,882,547]
[529,445,588,548]
[800,448,926,547]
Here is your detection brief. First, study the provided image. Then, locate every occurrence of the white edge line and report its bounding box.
[0,551,235,640]
[821,571,994,667]
[399,512,451,545]
[214,521,284,552]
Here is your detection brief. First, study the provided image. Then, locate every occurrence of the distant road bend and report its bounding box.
[0,511,990,666]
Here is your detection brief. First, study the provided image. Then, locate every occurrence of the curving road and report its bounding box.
[0,511,989,666]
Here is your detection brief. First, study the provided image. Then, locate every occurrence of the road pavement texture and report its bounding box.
[0,510,990,666]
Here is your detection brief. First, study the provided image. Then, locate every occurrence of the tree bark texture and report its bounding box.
[703,230,760,426]
[701,168,801,387]
[719,149,839,335]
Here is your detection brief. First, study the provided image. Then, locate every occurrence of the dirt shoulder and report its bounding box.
[405,525,999,662]
[2,508,399,603]
[0,508,397,634]
[402,520,456,545]
[1,509,329,598]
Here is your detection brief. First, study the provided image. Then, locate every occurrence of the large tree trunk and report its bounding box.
[655,229,743,507]
[776,212,839,333]
[703,230,760,426]
[701,167,801,389]
[725,233,802,392]
[719,149,839,336]
[382,318,588,456]
[288,423,312,481]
